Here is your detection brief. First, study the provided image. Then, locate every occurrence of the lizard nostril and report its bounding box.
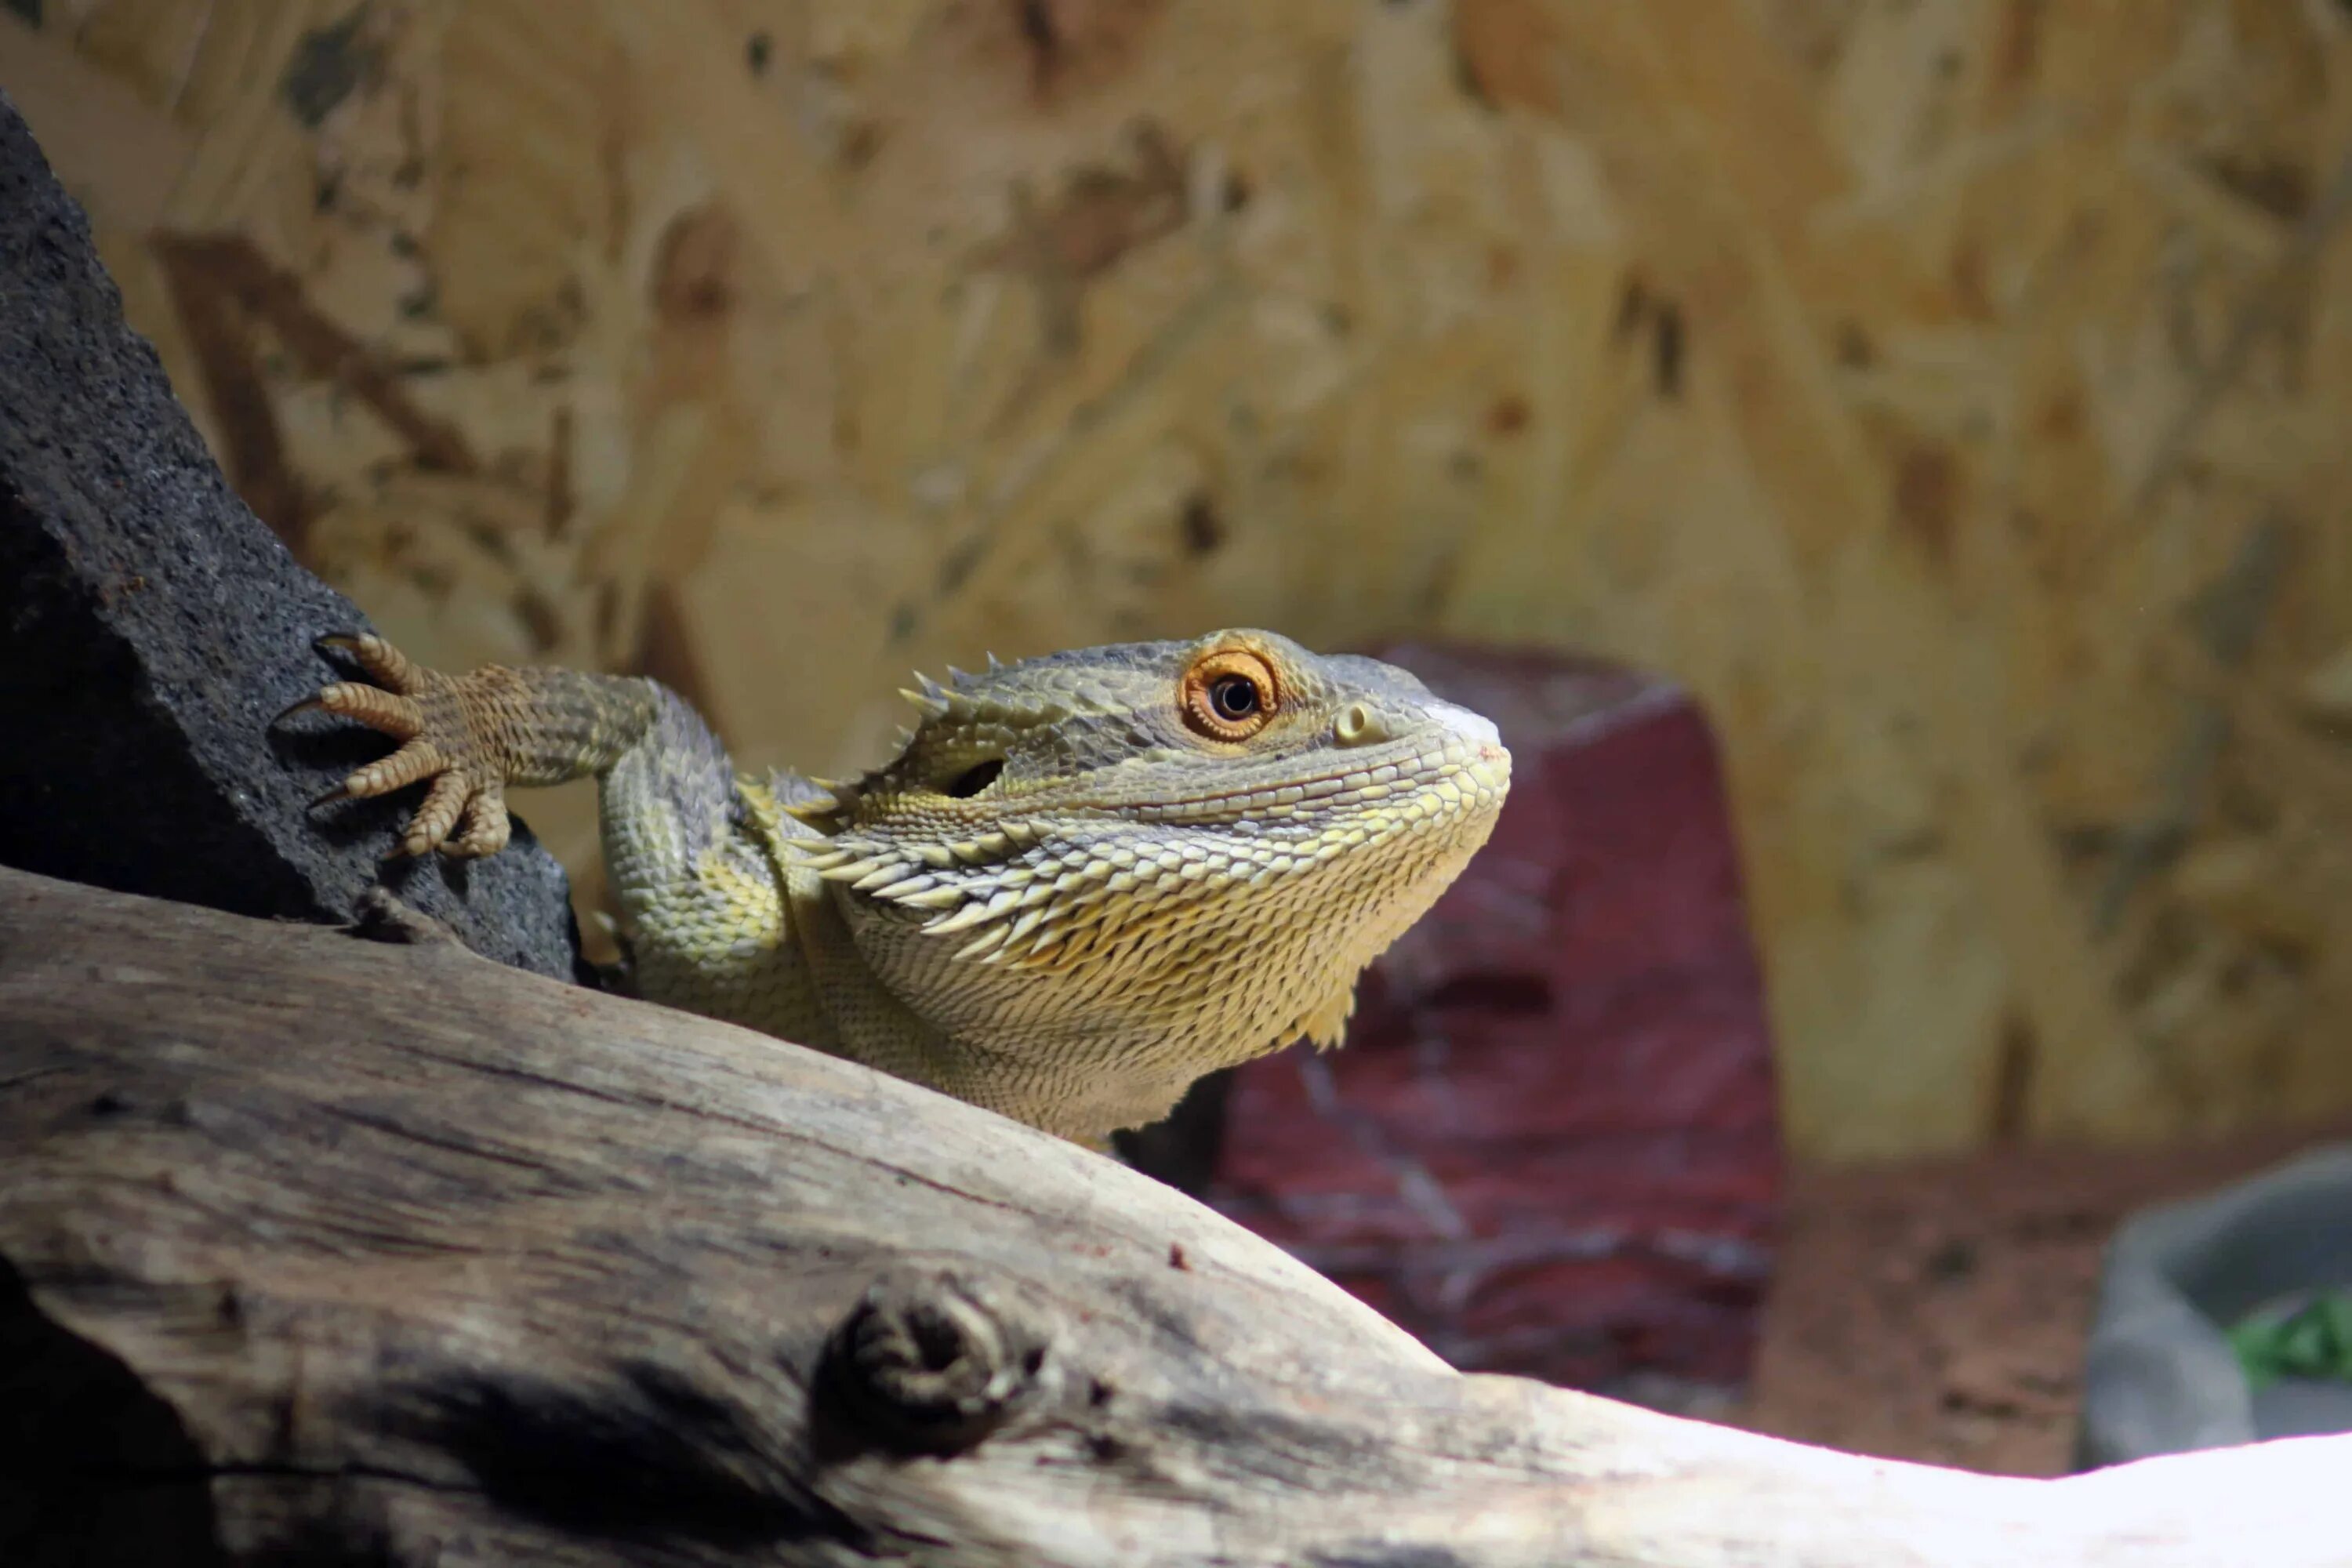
[1334,702,1389,747]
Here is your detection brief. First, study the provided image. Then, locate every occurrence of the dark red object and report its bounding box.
[1207,644,1782,1405]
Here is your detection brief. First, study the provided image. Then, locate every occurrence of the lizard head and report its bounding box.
[792,630,1511,1132]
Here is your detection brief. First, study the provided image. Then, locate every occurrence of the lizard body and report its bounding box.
[291,630,1509,1143]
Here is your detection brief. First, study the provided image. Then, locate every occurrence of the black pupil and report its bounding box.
[1210,675,1259,721]
[944,758,1004,798]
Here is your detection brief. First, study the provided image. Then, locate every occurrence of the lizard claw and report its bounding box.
[289,632,515,860]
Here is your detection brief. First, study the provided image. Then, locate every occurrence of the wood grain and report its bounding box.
[0,864,2341,1565]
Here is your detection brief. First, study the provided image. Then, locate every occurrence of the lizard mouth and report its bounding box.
[1118,735,1508,828]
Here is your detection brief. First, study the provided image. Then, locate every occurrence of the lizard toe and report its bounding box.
[316,632,421,693]
[310,681,426,740]
[336,739,447,804]
[394,770,473,858]
[441,781,511,859]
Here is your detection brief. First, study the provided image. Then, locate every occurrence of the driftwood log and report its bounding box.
[0,866,2345,1566]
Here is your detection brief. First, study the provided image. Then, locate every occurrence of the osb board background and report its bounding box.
[11,0,2352,1162]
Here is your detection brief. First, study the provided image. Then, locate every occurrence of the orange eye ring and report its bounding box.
[1180,649,1279,741]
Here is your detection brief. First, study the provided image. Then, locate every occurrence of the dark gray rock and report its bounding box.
[0,91,584,982]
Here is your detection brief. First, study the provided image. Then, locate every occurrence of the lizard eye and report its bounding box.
[1180,649,1278,740]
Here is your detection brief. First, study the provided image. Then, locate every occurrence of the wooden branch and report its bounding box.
[0,866,2339,1566]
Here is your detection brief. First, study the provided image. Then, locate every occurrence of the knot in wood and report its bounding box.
[826,1269,1047,1454]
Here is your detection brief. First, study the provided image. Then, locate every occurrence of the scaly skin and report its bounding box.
[287,630,1511,1143]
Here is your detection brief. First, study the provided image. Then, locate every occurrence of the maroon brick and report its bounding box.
[1207,644,1781,1405]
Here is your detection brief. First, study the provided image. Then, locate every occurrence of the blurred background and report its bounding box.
[10,0,2352,1476]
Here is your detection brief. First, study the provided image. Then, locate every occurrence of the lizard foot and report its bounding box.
[281,633,514,859]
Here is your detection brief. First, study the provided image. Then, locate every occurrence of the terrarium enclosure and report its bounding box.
[14,0,2352,1162]
[9,0,2352,1517]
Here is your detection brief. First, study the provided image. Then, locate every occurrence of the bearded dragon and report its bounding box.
[285,630,1510,1144]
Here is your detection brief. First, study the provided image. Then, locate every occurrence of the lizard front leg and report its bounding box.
[285,632,664,858]
[281,633,835,1050]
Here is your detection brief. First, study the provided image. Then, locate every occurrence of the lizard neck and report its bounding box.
[740,793,1136,1137]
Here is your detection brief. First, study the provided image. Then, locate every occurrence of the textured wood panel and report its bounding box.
[13,0,2352,1160]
